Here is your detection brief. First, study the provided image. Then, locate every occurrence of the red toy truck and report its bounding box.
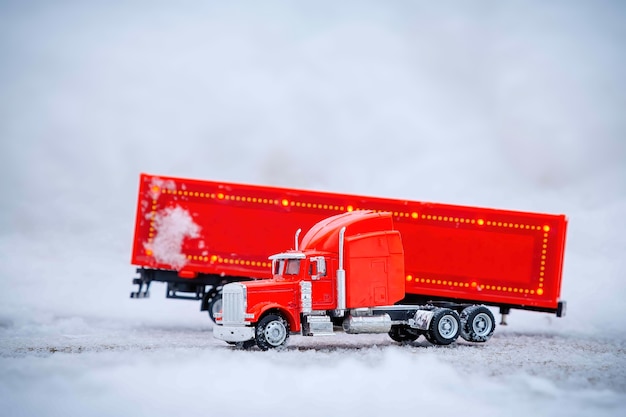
[131,174,567,343]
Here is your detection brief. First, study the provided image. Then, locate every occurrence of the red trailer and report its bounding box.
[131,174,567,323]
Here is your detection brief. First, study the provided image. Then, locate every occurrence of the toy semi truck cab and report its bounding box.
[214,211,497,350]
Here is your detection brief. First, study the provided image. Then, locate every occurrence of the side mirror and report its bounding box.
[310,256,326,280]
[317,257,326,276]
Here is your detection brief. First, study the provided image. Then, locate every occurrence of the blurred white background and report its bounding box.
[1,0,624,329]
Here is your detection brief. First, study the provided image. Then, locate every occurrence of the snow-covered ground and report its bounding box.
[1,1,625,416]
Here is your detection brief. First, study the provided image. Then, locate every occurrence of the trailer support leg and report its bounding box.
[499,307,510,326]
[131,278,151,298]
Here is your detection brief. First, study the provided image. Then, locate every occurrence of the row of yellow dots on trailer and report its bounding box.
[405,275,544,296]
[157,186,423,217]
[538,231,550,291]
[185,254,271,268]
[155,186,554,233]
[421,214,550,232]
[145,199,159,250]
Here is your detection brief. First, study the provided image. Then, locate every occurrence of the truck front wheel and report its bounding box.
[255,314,290,350]
[426,308,460,346]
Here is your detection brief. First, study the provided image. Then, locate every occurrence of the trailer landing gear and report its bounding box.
[499,307,511,326]
[130,278,151,298]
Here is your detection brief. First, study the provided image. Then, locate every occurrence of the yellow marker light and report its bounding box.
[347,205,354,212]
[217,193,224,200]
[477,219,485,226]
[406,275,413,282]
[537,288,544,295]
[152,186,160,193]
[543,225,551,232]
[471,282,477,288]
[146,250,153,256]
[412,212,419,219]
[281,199,289,207]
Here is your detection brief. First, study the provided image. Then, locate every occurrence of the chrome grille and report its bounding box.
[222,283,246,324]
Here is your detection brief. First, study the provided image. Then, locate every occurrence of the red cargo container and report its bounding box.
[131,173,567,320]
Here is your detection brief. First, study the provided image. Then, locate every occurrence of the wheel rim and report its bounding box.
[264,321,287,346]
[472,313,493,337]
[438,315,459,339]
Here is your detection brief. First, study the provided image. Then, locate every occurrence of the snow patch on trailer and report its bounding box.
[149,177,177,200]
[145,206,200,269]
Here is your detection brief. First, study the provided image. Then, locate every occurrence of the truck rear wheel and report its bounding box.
[255,314,290,350]
[388,325,421,343]
[426,308,460,345]
[460,305,495,343]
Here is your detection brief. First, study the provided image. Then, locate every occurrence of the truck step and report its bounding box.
[302,315,334,336]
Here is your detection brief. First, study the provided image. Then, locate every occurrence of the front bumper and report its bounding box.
[214,324,255,343]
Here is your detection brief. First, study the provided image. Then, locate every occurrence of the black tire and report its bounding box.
[208,294,223,322]
[388,325,421,343]
[460,305,495,343]
[427,308,461,345]
[255,314,290,351]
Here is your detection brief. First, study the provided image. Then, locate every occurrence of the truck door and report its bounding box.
[309,257,335,310]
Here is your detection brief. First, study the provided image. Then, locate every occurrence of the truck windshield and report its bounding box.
[285,259,301,275]
[273,258,301,276]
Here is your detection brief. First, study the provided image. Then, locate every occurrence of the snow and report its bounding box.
[148,206,201,269]
[1,0,625,416]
